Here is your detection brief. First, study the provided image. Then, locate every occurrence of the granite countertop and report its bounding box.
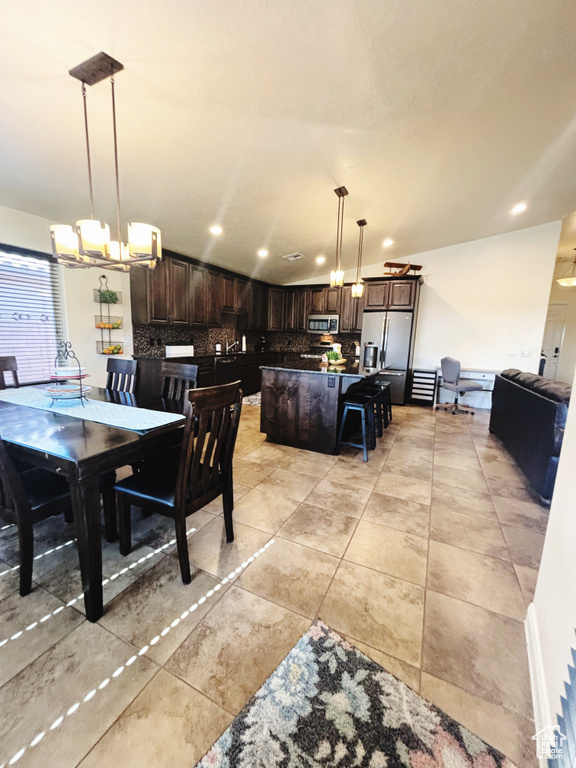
[260,359,374,378]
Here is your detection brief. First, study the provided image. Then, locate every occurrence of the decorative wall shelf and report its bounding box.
[94,275,125,355]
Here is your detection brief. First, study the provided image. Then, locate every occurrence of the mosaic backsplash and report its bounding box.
[133,317,360,358]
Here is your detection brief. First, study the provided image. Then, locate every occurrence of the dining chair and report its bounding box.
[160,361,198,400]
[115,380,243,583]
[106,358,138,393]
[0,356,19,389]
[0,437,73,596]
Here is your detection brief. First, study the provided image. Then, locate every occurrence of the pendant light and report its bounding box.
[50,52,161,271]
[351,219,367,298]
[557,253,576,287]
[330,186,348,288]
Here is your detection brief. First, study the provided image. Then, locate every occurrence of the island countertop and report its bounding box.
[260,359,373,378]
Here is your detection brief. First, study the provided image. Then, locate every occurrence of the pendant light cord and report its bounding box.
[356,223,364,283]
[81,82,95,219]
[335,195,345,272]
[111,74,122,244]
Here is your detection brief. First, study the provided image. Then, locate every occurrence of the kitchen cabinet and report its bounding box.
[222,275,235,312]
[206,270,223,325]
[325,286,340,314]
[130,256,190,325]
[250,282,268,331]
[169,258,190,324]
[309,287,325,314]
[295,288,308,331]
[340,286,364,333]
[268,287,285,331]
[284,288,297,331]
[364,281,390,311]
[235,278,250,314]
[388,280,416,309]
[189,265,207,326]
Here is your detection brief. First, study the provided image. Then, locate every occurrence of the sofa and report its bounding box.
[489,369,571,505]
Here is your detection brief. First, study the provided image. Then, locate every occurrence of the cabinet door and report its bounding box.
[325,286,340,314]
[207,271,222,325]
[146,258,170,323]
[190,265,206,326]
[365,281,389,310]
[339,286,354,332]
[295,288,308,331]
[235,278,250,313]
[309,287,325,314]
[284,289,296,331]
[222,275,235,312]
[196,365,215,388]
[353,292,365,332]
[268,288,285,331]
[169,258,190,324]
[388,281,415,309]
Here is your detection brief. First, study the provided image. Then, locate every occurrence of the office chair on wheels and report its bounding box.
[436,357,483,415]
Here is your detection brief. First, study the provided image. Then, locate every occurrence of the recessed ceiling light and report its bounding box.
[209,225,223,235]
[383,238,394,247]
[316,255,326,264]
[257,249,268,257]
[511,202,527,215]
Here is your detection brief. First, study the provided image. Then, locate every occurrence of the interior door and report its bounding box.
[542,304,567,379]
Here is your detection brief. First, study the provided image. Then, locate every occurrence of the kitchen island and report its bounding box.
[260,359,377,454]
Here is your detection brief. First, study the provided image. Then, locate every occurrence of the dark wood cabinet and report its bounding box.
[284,288,296,331]
[189,265,206,326]
[325,287,340,314]
[365,281,390,310]
[206,270,223,326]
[235,278,250,314]
[169,258,190,324]
[268,287,285,331]
[250,282,268,331]
[309,287,325,314]
[388,280,415,309]
[222,275,236,312]
[147,258,170,323]
[295,288,308,331]
[340,286,364,333]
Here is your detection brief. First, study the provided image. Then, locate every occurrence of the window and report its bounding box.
[0,245,65,384]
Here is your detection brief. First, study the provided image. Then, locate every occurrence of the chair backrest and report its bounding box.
[175,381,242,510]
[0,356,19,389]
[0,437,30,526]
[440,356,461,385]
[106,358,138,393]
[161,361,198,400]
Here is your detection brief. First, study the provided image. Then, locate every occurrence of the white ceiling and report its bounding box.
[2,0,576,284]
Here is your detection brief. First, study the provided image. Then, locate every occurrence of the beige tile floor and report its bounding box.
[0,403,547,767]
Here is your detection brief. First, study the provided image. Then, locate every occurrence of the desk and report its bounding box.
[436,368,498,410]
[0,388,185,622]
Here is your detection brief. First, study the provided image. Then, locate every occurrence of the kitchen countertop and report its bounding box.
[260,359,374,378]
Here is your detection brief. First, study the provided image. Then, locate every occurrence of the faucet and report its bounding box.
[226,340,238,353]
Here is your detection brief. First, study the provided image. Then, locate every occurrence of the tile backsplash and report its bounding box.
[133,318,360,358]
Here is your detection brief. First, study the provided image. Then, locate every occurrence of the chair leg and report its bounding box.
[174,514,191,584]
[63,506,74,524]
[101,471,118,543]
[336,404,349,454]
[117,492,132,556]
[18,518,33,596]
[360,408,368,462]
[223,475,235,543]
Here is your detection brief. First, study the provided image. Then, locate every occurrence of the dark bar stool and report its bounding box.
[336,393,377,462]
[378,381,392,426]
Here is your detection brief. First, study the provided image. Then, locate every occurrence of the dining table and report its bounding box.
[0,386,186,622]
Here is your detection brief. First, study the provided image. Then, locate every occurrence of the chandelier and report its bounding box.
[330,186,348,288]
[50,52,161,271]
[351,219,367,298]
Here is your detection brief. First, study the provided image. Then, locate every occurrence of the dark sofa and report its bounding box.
[489,369,571,505]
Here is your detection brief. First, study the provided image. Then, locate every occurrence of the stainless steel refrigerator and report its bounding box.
[360,311,416,405]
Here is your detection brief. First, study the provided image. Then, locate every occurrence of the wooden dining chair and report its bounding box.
[0,437,73,596]
[0,356,19,389]
[160,361,198,400]
[115,381,243,583]
[106,358,138,393]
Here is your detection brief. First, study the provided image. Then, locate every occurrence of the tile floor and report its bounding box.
[0,403,548,767]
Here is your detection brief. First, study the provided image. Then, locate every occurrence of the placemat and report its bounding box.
[0,387,185,433]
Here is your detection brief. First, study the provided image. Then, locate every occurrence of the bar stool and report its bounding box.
[378,381,393,426]
[336,393,377,462]
[358,382,385,436]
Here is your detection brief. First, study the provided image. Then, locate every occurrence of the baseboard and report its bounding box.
[525,603,553,767]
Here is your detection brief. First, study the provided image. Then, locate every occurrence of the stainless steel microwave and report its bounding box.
[307,314,339,334]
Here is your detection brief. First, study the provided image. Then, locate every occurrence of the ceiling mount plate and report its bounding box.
[357,219,367,227]
[69,52,124,86]
[334,186,348,197]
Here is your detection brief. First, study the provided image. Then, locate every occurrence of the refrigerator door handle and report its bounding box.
[382,371,403,376]
[382,316,389,368]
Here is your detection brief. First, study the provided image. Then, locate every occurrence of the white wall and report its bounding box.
[547,262,576,384]
[292,222,561,374]
[0,204,133,387]
[528,362,576,736]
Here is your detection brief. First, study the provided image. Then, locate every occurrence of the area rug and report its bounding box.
[194,620,517,767]
[242,392,261,406]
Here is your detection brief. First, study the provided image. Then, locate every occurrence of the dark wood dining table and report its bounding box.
[0,387,185,622]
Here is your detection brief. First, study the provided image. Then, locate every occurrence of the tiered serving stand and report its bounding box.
[44,341,90,406]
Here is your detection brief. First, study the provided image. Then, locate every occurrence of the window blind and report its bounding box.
[0,246,65,384]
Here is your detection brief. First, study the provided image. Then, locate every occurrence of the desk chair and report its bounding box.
[436,357,483,415]
[115,381,243,583]
[0,356,19,389]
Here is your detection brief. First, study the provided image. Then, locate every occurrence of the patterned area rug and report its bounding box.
[194,620,517,767]
[242,392,261,406]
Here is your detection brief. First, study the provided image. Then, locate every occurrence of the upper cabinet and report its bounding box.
[388,280,416,309]
[364,281,390,311]
[189,265,207,326]
[340,286,364,333]
[206,270,223,326]
[363,277,421,311]
[268,287,285,331]
[131,257,189,325]
[307,286,341,315]
[250,282,268,331]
